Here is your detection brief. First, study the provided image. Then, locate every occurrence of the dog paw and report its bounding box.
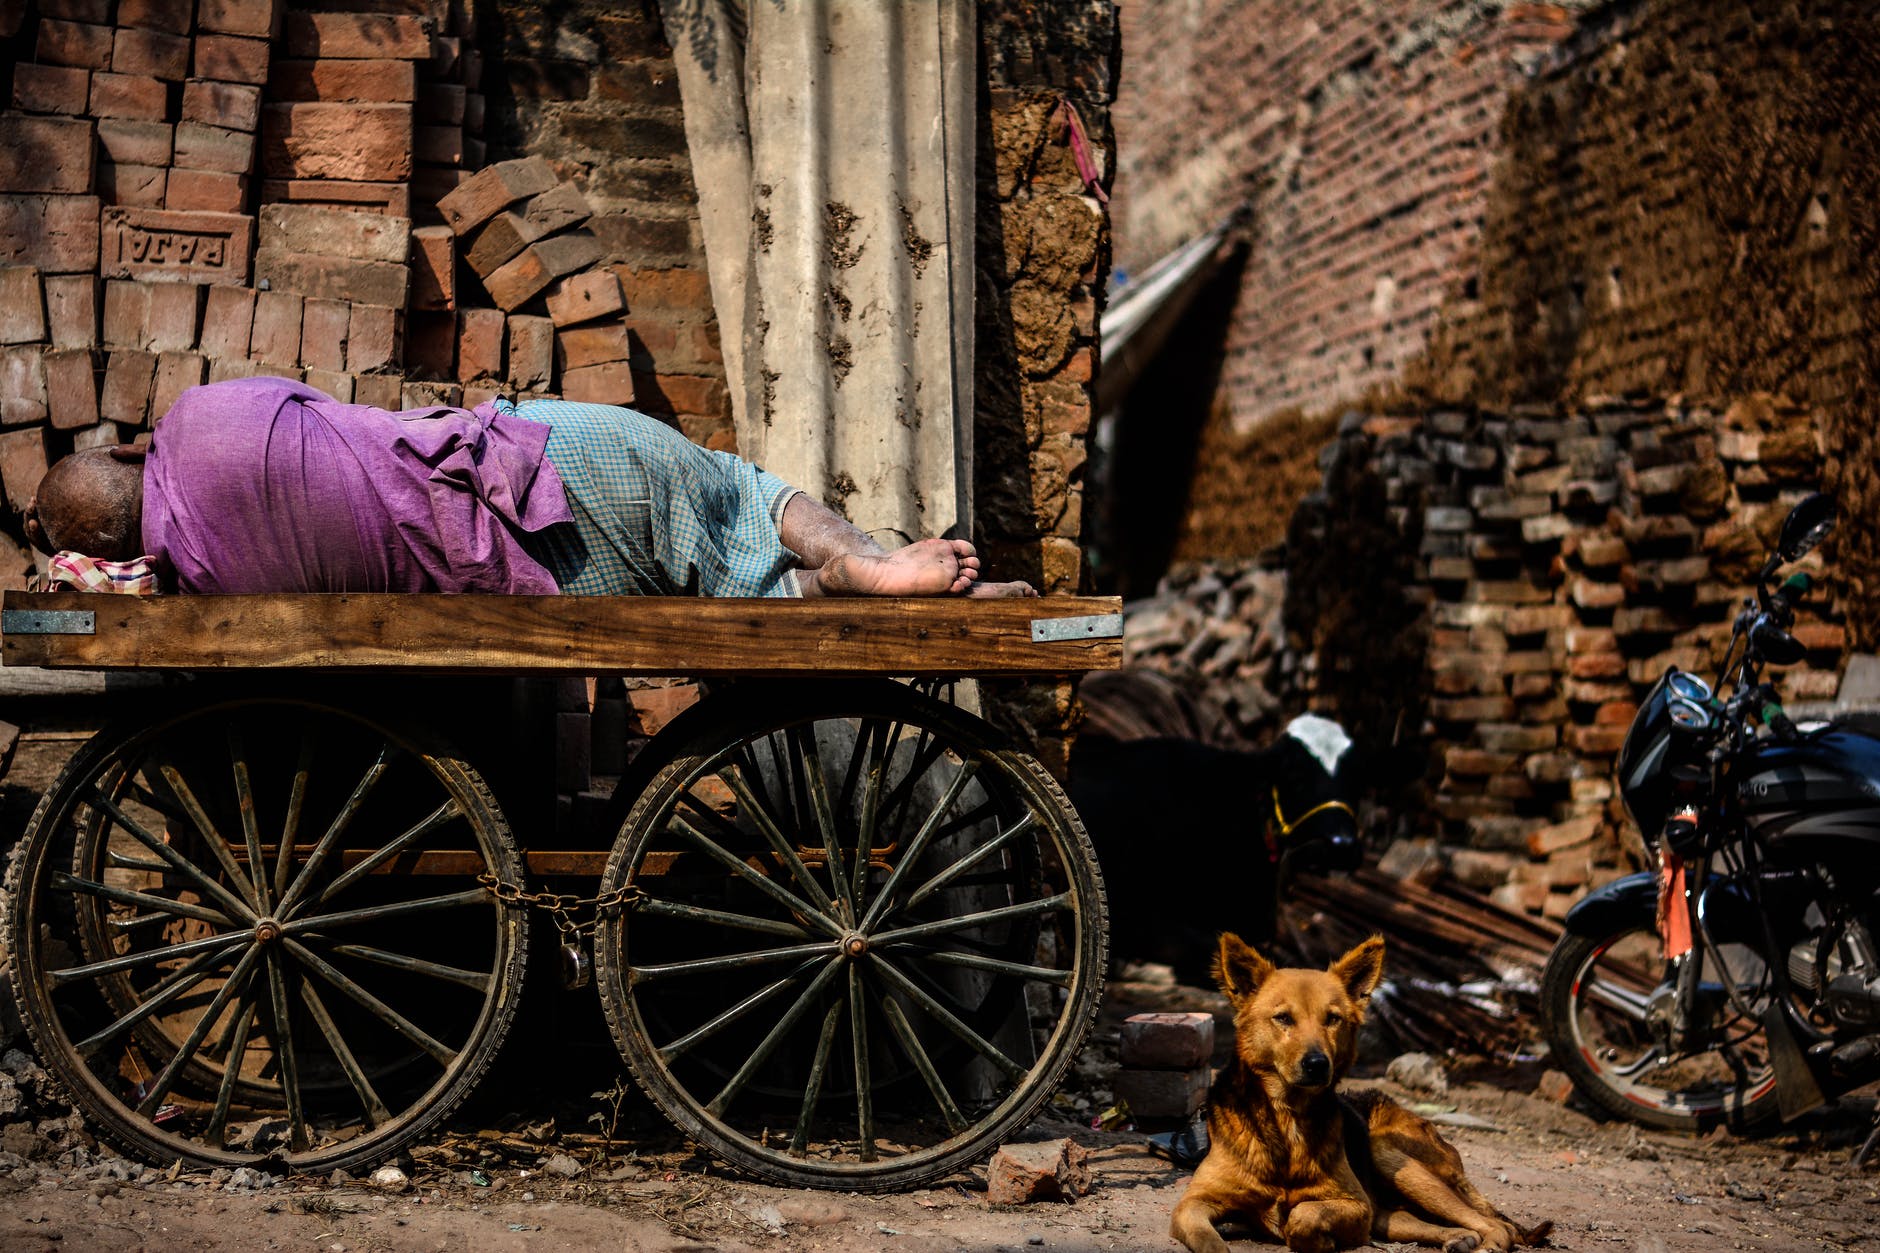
[1442,1234,1480,1253]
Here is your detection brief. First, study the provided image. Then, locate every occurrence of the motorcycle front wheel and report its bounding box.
[1540,912,1782,1133]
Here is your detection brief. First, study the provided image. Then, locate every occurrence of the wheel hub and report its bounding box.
[253,918,282,945]
[841,933,869,958]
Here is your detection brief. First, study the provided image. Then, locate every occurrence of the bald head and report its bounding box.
[24,447,146,561]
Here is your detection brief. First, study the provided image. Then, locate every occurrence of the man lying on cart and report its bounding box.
[22,375,1037,600]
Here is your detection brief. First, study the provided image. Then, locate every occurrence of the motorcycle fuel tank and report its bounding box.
[1740,727,1880,884]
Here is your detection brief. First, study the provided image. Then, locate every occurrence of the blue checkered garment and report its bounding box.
[502,399,803,597]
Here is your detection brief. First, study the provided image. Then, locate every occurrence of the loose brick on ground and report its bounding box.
[0,427,50,511]
[95,119,172,167]
[97,161,167,207]
[182,80,263,133]
[463,211,544,277]
[299,297,349,371]
[483,231,604,311]
[12,64,92,116]
[1,348,49,426]
[544,269,624,327]
[165,169,248,214]
[268,59,417,104]
[192,34,271,85]
[0,268,46,344]
[100,348,158,425]
[0,115,97,194]
[44,275,96,349]
[346,303,397,373]
[985,1141,1093,1208]
[150,349,204,419]
[410,227,455,311]
[437,156,557,236]
[258,179,409,218]
[506,314,552,391]
[283,10,430,60]
[102,279,150,349]
[195,0,284,39]
[456,308,504,382]
[260,102,414,182]
[112,28,191,80]
[556,322,630,371]
[254,251,409,309]
[173,123,255,175]
[560,360,635,405]
[249,290,302,365]
[198,284,254,359]
[36,20,114,70]
[0,195,102,273]
[145,282,200,352]
[259,204,411,263]
[43,349,99,430]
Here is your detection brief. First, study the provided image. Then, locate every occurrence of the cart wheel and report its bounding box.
[2,694,528,1173]
[595,680,1107,1191]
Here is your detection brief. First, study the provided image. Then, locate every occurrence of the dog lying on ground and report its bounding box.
[1171,934,1550,1253]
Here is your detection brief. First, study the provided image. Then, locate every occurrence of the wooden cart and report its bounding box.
[0,591,1120,1191]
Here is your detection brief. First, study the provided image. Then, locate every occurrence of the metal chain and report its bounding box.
[476,874,644,938]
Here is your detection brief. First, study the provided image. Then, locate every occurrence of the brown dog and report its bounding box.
[1170,934,1549,1253]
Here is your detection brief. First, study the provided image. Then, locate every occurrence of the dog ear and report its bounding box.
[1330,935,1386,1001]
[1213,932,1275,1002]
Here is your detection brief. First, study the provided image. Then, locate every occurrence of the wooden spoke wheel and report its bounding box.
[595,680,1107,1191]
[2,694,528,1173]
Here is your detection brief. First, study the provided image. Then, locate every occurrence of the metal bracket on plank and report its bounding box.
[1030,613,1123,643]
[2,609,96,636]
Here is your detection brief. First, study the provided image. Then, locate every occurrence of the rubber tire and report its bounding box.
[1539,914,1782,1134]
[2,695,530,1174]
[594,679,1108,1191]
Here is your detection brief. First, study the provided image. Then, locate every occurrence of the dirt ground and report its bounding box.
[3,731,1879,1253]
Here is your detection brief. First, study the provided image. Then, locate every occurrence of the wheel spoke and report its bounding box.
[1610,1047,1665,1079]
[50,929,246,987]
[903,945,1073,988]
[273,737,316,904]
[793,726,854,918]
[287,887,492,933]
[903,814,1034,912]
[630,938,836,985]
[658,958,822,1061]
[851,721,888,907]
[159,764,260,911]
[326,943,491,992]
[205,991,258,1145]
[274,746,392,916]
[789,999,846,1155]
[633,894,814,940]
[283,936,457,1066]
[51,871,236,930]
[227,726,271,911]
[858,761,980,931]
[848,961,875,1161]
[85,788,255,923]
[879,992,968,1134]
[75,942,239,1057]
[104,850,170,874]
[1583,978,1653,1021]
[871,892,1070,948]
[706,957,845,1118]
[136,943,263,1117]
[299,977,392,1127]
[864,954,1028,1081]
[665,813,845,939]
[715,766,841,919]
[263,948,310,1153]
[309,798,461,909]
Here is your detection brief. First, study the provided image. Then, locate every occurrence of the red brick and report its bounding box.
[430,34,460,78]
[182,80,262,132]
[198,284,254,358]
[1113,1066,1209,1119]
[682,323,723,368]
[410,226,455,311]
[561,361,635,405]
[615,265,714,314]
[506,314,552,391]
[521,182,592,236]
[0,267,46,344]
[299,297,349,371]
[304,369,352,403]
[284,11,430,59]
[150,349,204,419]
[352,372,403,410]
[100,207,253,286]
[88,72,166,120]
[248,289,300,363]
[555,322,629,371]
[0,195,101,273]
[97,160,167,207]
[259,204,410,263]
[544,269,624,327]
[260,102,413,182]
[100,348,157,425]
[195,0,284,39]
[254,251,408,308]
[205,354,261,382]
[464,211,544,277]
[146,282,200,352]
[37,20,114,69]
[461,382,499,411]
[102,279,150,349]
[191,34,271,85]
[43,349,98,430]
[268,59,416,104]
[165,168,249,214]
[346,303,397,373]
[419,82,466,125]
[456,308,504,382]
[1119,1012,1215,1069]
[0,116,96,194]
[96,119,172,166]
[44,275,96,349]
[173,122,255,174]
[117,0,193,34]
[113,28,191,80]
[257,179,409,218]
[1,348,49,426]
[483,232,604,311]
[437,156,557,236]
[11,64,91,116]
[631,371,723,416]
[463,92,485,133]
[0,427,50,511]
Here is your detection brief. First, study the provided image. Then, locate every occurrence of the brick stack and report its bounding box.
[172,0,278,214]
[1114,1011,1214,1132]
[411,2,482,214]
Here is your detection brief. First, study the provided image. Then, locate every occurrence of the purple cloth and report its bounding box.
[143,377,574,594]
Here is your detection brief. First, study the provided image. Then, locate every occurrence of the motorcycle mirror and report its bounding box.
[1777,493,1837,562]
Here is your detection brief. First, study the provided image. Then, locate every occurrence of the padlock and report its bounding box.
[559,937,592,989]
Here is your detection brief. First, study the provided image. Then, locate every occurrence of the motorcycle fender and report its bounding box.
[1561,871,1762,944]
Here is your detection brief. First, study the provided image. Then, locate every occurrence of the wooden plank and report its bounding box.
[1,592,1122,676]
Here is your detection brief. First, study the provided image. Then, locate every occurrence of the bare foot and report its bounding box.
[967,579,1039,598]
[815,539,980,596]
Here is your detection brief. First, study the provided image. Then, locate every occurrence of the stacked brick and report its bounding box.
[1114,1012,1213,1131]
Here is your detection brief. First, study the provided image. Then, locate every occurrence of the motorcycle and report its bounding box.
[1539,492,1880,1161]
